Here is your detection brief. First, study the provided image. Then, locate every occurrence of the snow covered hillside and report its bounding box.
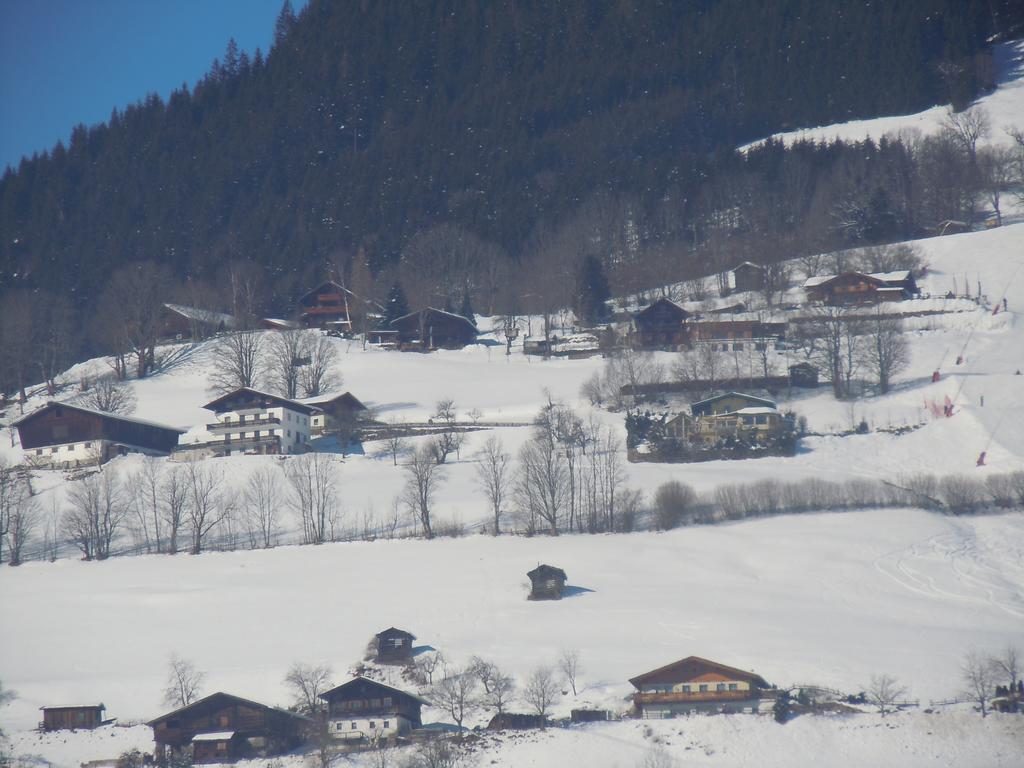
[2,225,1023,767]
[741,39,1024,151]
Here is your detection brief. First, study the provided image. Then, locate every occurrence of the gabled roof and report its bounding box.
[732,261,763,271]
[319,676,429,706]
[689,392,777,411]
[629,656,770,690]
[203,387,318,415]
[375,627,416,640]
[802,271,888,289]
[634,298,690,320]
[390,307,477,333]
[13,401,185,434]
[300,280,384,311]
[527,564,567,580]
[40,703,104,711]
[146,692,310,727]
[299,391,367,411]
[163,303,238,329]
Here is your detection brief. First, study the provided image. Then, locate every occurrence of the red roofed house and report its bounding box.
[629,656,777,717]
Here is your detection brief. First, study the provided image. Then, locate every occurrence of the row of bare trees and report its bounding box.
[208,327,339,398]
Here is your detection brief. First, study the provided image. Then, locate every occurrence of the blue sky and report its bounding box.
[0,0,307,172]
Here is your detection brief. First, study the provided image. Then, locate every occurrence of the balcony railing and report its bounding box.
[211,435,281,455]
[633,690,765,705]
[206,417,281,432]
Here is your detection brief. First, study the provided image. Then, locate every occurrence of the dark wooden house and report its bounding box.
[303,391,368,437]
[631,299,691,349]
[297,280,357,332]
[14,402,184,468]
[147,692,309,764]
[391,308,477,350]
[803,271,918,304]
[40,704,105,731]
[374,627,416,664]
[732,262,765,292]
[527,564,567,600]
[788,362,819,388]
[629,656,776,717]
[160,303,238,342]
[320,677,427,742]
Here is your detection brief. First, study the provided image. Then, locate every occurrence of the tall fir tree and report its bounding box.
[575,255,611,324]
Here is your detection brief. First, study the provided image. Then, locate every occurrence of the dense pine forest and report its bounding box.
[1,0,1023,389]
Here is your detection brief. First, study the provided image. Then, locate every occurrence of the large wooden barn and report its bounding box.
[14,402,184,468]
[302,391,368,437]
[147,692,309,764]
[629,656,777,717]
[296,280,357,332]
[390,308,477,349]
[803,270,918,304]
[320,677,427,742]
[631,298,691,349]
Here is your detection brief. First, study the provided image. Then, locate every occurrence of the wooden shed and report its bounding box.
[732,262,765,292]
[40,704,105,731]
[374,627,416,664]
[527,564,567,600]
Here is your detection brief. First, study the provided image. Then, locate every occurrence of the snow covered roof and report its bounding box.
[192,731,235,742]
[40,704,104,711]
[734,407,779,416]
[871,270,911,282]
[203,387,319,415]
[320,676,431,706]
[147,692,310,727]
[390,307,477,331]
[689,392,777,410]
[164,303,238,329]
[803,270,912,289]
[298,391,367,410]
[12,401,185,433]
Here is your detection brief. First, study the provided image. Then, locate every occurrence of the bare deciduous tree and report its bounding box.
[654,481,698,530]
[381,419,409,466]
[523,666,560,729]
[284,662,333,715]
[98,261,175,378]
[208,330,264,395]
[990,646,1020,693]
[467,657,515,715]
[977,145,1018,226]
[865,674,908,717]
[298,334,340,398]
[64,468,128,560]
[559,649,582,696]
[185,462,226,555]
[432,666,478,734]
[403,444,445,539]
[286,453,340,545]
[431,398,463,464]
[78,375,137,415]
[244,466,285,548]
[414,651,446,686]
[474,436,511,535]
[6,483,39,566]
[943,106,989,167]
[266,329,307,399]
[962,648,996,717]
[861,313,909,394]
[163,653,205,707]
[159,465,188,555]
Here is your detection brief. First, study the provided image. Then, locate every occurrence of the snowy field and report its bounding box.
[1,509,1023,768]
[740,39,1024,152]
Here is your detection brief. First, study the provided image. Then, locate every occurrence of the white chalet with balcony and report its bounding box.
[182,387,318,458]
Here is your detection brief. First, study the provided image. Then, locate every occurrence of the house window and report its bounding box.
[351,722,357,729]
[716,683,726,691]
[682,685,691,693]
[369,721,376,729]
[383,720,390,729]
[383,697,392,706]
[36,449,43,456]
[699,684,708,692]
[728,684,738,691]
[51,447,58,454]
[733,343,743,351]
[371,698,381,708]
[337,723,345,731]
[219,715,230,727]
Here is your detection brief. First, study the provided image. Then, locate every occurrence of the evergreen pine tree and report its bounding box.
[384,281,409,325]
[459,291,476,324]
[575,255,611,324]
[273,0,297,49]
